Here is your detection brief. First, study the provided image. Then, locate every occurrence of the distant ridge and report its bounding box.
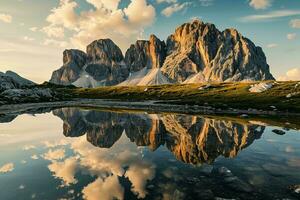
[50,20,274,88]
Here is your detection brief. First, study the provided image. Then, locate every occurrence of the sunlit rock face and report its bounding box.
[125,35,166,72]
[50,49,87,85]
[53,108,265,164]
[161,20,275,83]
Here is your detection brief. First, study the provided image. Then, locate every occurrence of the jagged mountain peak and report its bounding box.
[50,20,274,87]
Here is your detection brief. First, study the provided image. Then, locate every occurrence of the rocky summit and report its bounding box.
[50,20,274,87]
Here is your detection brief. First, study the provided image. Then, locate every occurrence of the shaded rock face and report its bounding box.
[125,35,166,72]
[50,20,274,87]
[0,71,35,92]
[85,39,129,85]
[53,108,265,164]
[161,20,274,83]
[50,49,87,85]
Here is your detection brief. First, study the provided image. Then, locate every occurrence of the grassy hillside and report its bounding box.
[68,81,300,113]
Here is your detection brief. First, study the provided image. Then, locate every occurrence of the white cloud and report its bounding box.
[30,27,38,32]
[0,13,12,23]
[278,68,300,81]
[287,33,297,40]
[290,19,300,28]
[82,176,124,200]
[43,0,156,51]
[156,0,177,3]
[42,25,65,38]
[23,145,36,150]
[125,162,156,198]
[267,43,278,48]
[31,155,39,160]
[42,149,66,161]
[0,163,14,173]
[48,157,78,186]
[249,0,272,10]
[161,2,191,17]
[23,36,35,41]
[240,10,300,22]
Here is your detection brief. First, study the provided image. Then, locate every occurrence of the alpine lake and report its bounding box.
[0,107,299,200]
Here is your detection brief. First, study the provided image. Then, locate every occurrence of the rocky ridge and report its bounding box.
[50,20,274,87]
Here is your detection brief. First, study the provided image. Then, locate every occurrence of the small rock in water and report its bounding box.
[272,129,286,135]
[212,167,233,177]
[144,88,148,92]
[270,105,276,109]
[288,185,300,197]
[240,114,249,118]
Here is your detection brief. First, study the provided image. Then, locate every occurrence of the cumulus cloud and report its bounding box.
[287,33,297,40]
[82,176,124,200]
[42,149,66,161]
[290,19,300,28]
[43,0,156,51]
[278,68,300,81]
[48,157,78,186]
[240,10,300,22]
[0,13,12,23]
[125,162,156,198]
[0,163,14,173]
[161,2,191,17]
[249,0,272,10]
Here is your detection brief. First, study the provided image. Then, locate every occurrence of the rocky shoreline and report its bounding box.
[1,99,300,117]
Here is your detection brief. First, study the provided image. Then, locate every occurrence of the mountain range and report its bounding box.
[50,20,275,88]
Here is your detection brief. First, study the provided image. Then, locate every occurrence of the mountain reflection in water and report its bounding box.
[1,108,299,200]
[53,108,264,165]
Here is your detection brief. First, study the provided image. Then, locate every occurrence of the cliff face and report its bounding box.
[161,20,274,83]
[125,35,166,72]
[50,49,87,85]
[50,20,274,87]
[53,108,265,165]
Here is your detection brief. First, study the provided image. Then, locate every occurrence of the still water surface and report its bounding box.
[0,108,299,200]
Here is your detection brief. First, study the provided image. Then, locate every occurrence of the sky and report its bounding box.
[0,0,300,83]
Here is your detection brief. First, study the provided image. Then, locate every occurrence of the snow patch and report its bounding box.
[72,72,105,88]
[249,82,273,93]
[119,67,170,86]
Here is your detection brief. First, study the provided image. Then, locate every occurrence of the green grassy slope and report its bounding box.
[68,81,300,112]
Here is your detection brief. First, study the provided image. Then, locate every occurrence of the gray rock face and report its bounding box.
[0,71,35,92]
[161,20,275,83]
[125,35,166,72]
[50,49,87,85]
[84,39,129,86]
[50,20,274,87]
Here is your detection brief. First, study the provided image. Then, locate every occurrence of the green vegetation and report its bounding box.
[66,81,300,113]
